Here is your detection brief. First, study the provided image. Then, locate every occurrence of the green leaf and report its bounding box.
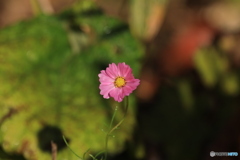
[0,14,143,160]
[194,48,229,87]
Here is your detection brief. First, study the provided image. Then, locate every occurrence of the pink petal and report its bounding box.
[98,71,114,84]
[126,79,140,89]
[109,88,124,102]
[100,84,115,99]
[124,71,135,80]
[98,62,140,102]
[118,62,132,78]
[106,63,119,78]
[122,85,133,96]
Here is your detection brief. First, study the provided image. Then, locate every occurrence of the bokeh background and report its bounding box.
[0,0,240,160]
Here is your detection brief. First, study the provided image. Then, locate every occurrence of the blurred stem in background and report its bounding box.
[30,0,54,15]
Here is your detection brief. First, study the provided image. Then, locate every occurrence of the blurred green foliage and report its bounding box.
[0,5,144,159]
[194,48,239,95]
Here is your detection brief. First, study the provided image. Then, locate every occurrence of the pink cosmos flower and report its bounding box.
[98,62,140,102]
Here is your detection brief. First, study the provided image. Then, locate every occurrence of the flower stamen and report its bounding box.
[114,77,126,88]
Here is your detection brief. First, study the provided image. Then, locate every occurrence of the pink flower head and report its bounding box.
[98,62,140,102]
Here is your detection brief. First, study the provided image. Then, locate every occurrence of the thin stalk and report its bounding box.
[94,150,105,159]
[109,97,128,134]
[83,148,90,159]
[104,96,129,160]
[63,135,83,160]
[104,106,118,160]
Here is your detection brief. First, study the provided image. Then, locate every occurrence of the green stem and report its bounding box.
[29,0,42,16]
[94,151,105,159]
[104,96,129,160]
[104,106,118,160]
[110,97,129,134]
[63,135,83,160]
[83,148,90,160]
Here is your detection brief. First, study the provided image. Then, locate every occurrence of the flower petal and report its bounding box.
[106,63,119,78]
[118,62,132,78]
[99,70,115,82]
[122,85,133,96]
[109,88,124,102]
[126,79,140,89]
[100,84,115,99]
[99,62,140,102]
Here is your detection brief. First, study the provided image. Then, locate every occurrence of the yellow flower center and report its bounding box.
[114,77,126,88]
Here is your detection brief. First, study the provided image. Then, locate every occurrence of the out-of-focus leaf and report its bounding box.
[194,49,217,87]
[221,72,239,95]
[93,0,129,22]
[0,14,143,160]
[130,0,167,41]
[71,0,96,13]
[177,79,194,111]
[194,48,229,87]
[29,0,42,16]
[75,13,123,38]
[134,143,145,159]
